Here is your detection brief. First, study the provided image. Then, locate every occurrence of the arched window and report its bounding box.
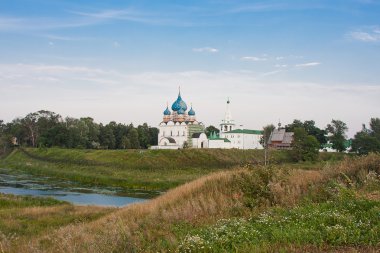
[178,131,180,136]
[171,131,173,136]
[163,131,165,136]
[183,131,185,136]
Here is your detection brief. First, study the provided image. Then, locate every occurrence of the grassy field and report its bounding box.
[0,193,113,251]
[1,148,377,252]
[0,153,378,252]
[0,147,292,193]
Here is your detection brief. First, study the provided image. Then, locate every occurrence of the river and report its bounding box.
[0,168,156,207]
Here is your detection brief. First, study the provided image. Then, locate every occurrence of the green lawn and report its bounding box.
[178,190,380,252]
[0,147,298,193]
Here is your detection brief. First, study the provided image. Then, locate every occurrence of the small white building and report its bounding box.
[221,129,263,149]
[208,99,263,149]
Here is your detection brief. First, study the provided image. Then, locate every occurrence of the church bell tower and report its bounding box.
[220,98,235,133]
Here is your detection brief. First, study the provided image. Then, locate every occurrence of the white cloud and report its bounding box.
[295,62,321,67]
[350,31,378,42]
[275,56,284,60]
[0,63,379,138]
[43,34,86,41]
[70,9,175,26]
[275,64,287,68]
[241,56,267,61]
[192,47,219,53]
[0,15,99,32]
[348,27,380,42]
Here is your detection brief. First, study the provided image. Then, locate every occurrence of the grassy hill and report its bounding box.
[1,147,296,193]
[1,152,379,252]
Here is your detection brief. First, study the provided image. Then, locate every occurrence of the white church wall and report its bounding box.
[220,132,263,150]
[208,139,231,149]
[158,123,188,147]
[192,133,208,148]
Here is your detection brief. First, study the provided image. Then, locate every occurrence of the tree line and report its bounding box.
[0,110,159,152]
[261,118,380,162]
[1,110,379,159]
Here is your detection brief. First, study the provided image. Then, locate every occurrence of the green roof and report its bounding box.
[225,129,263,135]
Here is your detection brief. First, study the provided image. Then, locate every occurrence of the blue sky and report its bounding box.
[1,0,380,136]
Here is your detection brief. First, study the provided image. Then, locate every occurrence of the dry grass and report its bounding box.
[4,154,380,253]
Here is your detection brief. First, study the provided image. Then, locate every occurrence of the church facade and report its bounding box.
[151,90,207,149]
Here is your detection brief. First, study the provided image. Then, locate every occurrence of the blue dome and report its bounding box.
[188,106,195,116]
[178,108,185,115]
[171,98,181,111]
[171,93,187,112]
[163,106,171,115]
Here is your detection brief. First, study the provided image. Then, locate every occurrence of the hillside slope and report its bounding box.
[4,153,379,252]
[1,147,293,192]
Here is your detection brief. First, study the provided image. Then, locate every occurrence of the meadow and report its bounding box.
[0,148,378,252]
[0,147,297,193]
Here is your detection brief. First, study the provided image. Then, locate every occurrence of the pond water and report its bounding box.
[0,169,154,207]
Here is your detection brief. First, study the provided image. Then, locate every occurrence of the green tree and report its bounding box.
[65,117,90,148]
[148,127,159,146]
[260,124,275,166]
[286,119,327,147]
[0,120,8,154]
[291,127,320,162]
[21,112,39,147]
[370,118,380,140]
[205,125,220,137]
[326,119,348,152]
[261,124,275,147]
[80,117,100,148]
[352,118,380,154]
[137,123,151,149]
[99,124,116,149]
[127,128,140,149]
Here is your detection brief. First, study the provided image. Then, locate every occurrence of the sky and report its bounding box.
[1,0,380,137]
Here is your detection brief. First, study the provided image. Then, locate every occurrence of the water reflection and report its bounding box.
[0,168,156,207]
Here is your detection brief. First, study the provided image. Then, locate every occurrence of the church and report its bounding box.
[151,90,263,150]
[150,90,208,149]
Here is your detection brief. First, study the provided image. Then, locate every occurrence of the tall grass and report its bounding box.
[0,194,113,252]
[5,153,378,253]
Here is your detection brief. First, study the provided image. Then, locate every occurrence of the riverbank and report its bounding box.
[0,147,345,194]
[0,147,281,193]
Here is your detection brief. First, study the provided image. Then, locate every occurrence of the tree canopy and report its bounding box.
[290,127,320,162]
[352,118,380,154]
[0,110,158,150]
[205,125,220,137]
[285,119,327,147]
[326,119,348,152]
